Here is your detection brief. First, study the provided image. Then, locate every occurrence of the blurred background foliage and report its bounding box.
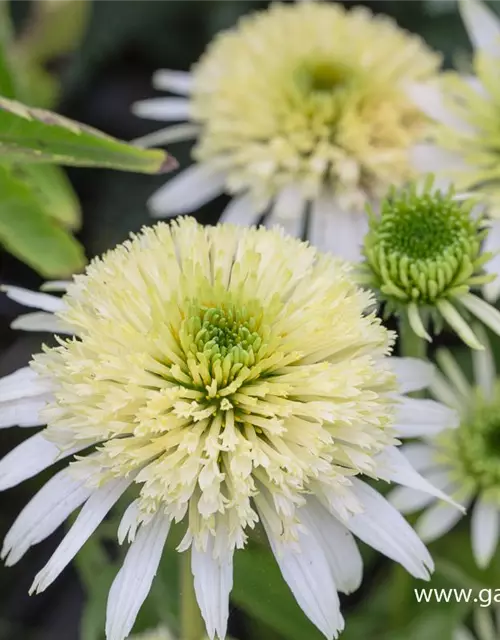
[0,2,498,640]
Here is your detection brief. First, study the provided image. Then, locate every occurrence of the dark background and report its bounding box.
[0,2,482,639]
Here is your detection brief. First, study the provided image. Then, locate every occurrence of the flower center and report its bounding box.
[362,184,484,304]
[295,59,351,95]
[178,302,267,389]
[437,387,500,498]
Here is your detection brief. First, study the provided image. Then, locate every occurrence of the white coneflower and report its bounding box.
[358,177,500,350]
[0,219,457,640]
[391,333,500,568]
[132,1,440,261]
[406,0,500,301]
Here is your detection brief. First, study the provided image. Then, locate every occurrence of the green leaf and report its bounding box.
[11,163,81,229]
[0,164,85,276]
[232,544,325,640]
[0,2,16,99]
[0,96,177,174]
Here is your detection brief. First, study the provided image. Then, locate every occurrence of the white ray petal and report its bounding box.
[416,500,469,543]
[375,446,462,510]
[394,397,459,438]
[191,540,234,640]
[40,281,72,292]
[132,97,192,121]
[388,486,437,515]
[0,367,52,402]
[0,433,87,491]
[219,192,260,227]
[453,627,476,640]
[471,497,500,568]
[390,357,435,394]
[106,512,171,640]
[410,142,470,176]
[460,293,500,336]
[148,164,226,218]
[132,124,200,148]
[398,443,435,472]
[267,185,306,238]
[152,69,193,95]
[260,505,344,639]
[309,195,366,261]
[117,499,142,545]
[30,476,134,594]
[405,83,473,132]
[300,498,363,594]
[459,0,500,57]
[11,312,74,334]
[2,467,93,565]
[472,326,496,400]
[2,286,64,312]
[482,219,500,302]
[0,394,52,428]
[344,479,434,580]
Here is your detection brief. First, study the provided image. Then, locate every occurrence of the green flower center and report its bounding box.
[380,196,471,261]
[295,59,352,95]
[362,183,485,305]
[178,303,268,389]
[437,386,500,497]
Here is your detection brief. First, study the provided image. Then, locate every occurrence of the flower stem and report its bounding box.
[181,551,204,640]
[399,313,427,361]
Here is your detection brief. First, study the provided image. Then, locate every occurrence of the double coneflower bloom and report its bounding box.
[1,220,457,640]
[134,1,441,261]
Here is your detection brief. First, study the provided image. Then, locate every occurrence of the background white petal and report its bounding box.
[459,0,500,57]
[11,312,74,334]
[300,498,363,594]
[472,327,496,399]
[152,69,193,95]
[133,124,200,148]
[482,219,500,302]
[1,286,64,312]
[132,97,191,121]
[345,479,434,580]
[398,443,435,472]
[405,84,473,132]
[390,357,435,394]
[410,144,471,187]
[191,539,234,640]
[394,397,459,438]
[219,192,260,227]
[148,164,226,217]
[106,512,171,640]
[267,186,306,238]
[416,501,469,543]
[388,486,436,515]
[2,468,93,565]
[309,196,366,261]
[471,497,500,568]
[30,476,134,594]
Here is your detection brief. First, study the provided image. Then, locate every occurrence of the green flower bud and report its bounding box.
[359,177,500,349]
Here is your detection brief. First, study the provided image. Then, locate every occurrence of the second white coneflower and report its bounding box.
[133,1,440,260]
[391,337,500,570]
[0,219,457,640]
